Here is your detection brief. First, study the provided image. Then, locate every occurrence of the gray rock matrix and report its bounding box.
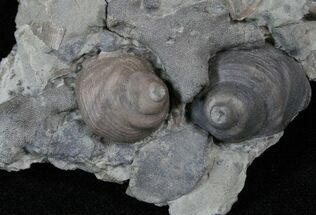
[0,0,314,214]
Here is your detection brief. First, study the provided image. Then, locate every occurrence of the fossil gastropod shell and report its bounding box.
[76,53,169,143]
[227,0,262,21]
[310,1,316,15]
[191,45,311,142]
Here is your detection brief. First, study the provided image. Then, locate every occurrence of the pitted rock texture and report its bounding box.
[272,22,316,80]
[226,0,316,79]
[16,0,105,61]
[0,86,75,169]
[29,114,137,182]
[245,0,310,28]
[169,133,283,215]
[0,26,68,104]
[0,0,106,104]
[128,125,210,204]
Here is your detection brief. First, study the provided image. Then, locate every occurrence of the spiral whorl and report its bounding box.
[76,54,169,143]
[191,45,311,142]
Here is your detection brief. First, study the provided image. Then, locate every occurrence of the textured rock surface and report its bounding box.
[228,0,311,27]
[128,125,210,204]
[272,22,316,80]
[16,0,105,61]
[230,0,316,79]
[107,0,265,102]
[169,133,283,215]
[0,0,314,215]
[0,86,75,170]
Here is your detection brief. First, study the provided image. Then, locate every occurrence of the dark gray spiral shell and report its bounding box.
[191,45,311,142]
[76,54,169,143]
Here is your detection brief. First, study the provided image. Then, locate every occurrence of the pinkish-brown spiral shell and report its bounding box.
[76,54,169,143]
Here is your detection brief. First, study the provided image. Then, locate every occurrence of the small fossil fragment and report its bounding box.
[31,22,65,50]
[76,54,170,143]
[191,45,311,142]
[310,1,316,15]
[227,0,262,21]
[143,0,161,10]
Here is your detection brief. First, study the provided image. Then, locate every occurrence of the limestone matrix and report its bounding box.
[0,0,315,214]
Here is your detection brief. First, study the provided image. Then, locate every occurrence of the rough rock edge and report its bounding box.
[168,133,283,215]
[227,0,316,80]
